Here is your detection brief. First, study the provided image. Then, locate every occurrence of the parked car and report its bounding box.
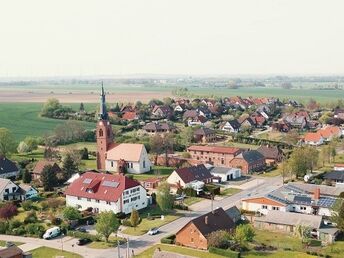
[77,227,87,233]
[6,242,15,247]
[43,226,61,240]
[148,227,159,235]
[86,218,95,225]
[76,238,92,246]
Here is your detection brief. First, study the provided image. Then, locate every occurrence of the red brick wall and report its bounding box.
[229,158,249,174]
[176,222,208,250]
[187,150,239,167]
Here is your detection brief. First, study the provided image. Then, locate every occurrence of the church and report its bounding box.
[96,85,152,174]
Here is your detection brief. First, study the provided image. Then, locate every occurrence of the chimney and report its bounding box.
[314,188,320,200]
[205,216,208,225]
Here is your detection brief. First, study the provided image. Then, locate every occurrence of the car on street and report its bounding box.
[77,238,92,246]
[43,226,61,240]
[148,227,159,235]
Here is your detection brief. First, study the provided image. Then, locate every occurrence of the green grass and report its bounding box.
[0,240,24,247]
[183,197,203,206]
[225,141,259,150]
[59,142,98,152]
[11,148,45,162]
[132,166,175,180]
[137,244,225,258]
[322,241,344,258]
[30,246,82,258]
[220,187,242,196]
[242,251,316,258]
[0,103,95,141]
[87,237,124,249]
[254,229,303,251]
[257,168,281,178]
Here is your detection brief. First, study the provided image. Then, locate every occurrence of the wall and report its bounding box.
[167,171,184,187]
[66,195,121,213]
[242,200,286,214]
[122,185,148,214]
[176,222,208,250]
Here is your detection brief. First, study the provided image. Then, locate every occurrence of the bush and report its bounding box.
[0,221,9,234]
[116,212,126,220]
[307,239,322,247]
[63,206,81,220]
[174,204,188,210]
[161,234,176,244]
[209,247,240,258]
[184,187,197,197]
[205,184,220,195]
[0,203,17,220]
[25,223,45,237]
[67,230,102,242]
[51,217,62,226]
[121,219,132,227]
[22,200,34,211]
[24,211,38,224]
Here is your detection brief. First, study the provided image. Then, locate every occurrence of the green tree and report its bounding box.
[0,128,16,157]
[234,224,255,246]
[207,230,231,249]
[331,199,344,231]
[23,136,38,152]
[95,211,120,242]
[150,134,164,165]
[62,153,78,181]
[288,147,318,178]
[62,207,81,220]
[156,182,173,212]
[79,102,85,112]
[17,141,29,153]
[41,98,62,117]
[130,208,140,229]
[22,169,32,183]
[41,165,58,191]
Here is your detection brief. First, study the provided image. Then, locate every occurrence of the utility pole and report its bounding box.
[117,239,120,258]
[127,237,129,258]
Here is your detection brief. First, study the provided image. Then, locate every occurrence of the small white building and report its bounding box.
[207,166,241,182]
[0,179,23,201]
[65,171,148,214]
[106,143,152,174]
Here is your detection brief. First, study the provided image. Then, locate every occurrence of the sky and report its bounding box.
[1,0,344,77]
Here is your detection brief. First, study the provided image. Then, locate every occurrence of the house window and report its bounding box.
[111,161,114,167]
[143,160,146,168]
[221,159,224,165]
[5,189,9,194]
[77,197,81,200]
[106,201,111,205]
[131,163,133,168]
[12,187,16,192]
[262,205,268,209]
[87,198,91,202]
[124,199,129,204]
[96,200,100,203]
[191,238,194,243]
[99,129,103,137]
[272,206,279,210]
[300,206,307,211]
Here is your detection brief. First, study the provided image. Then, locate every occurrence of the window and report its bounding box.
[262,205,268,209]
[87,198,91,202]
[221,159,224,165]
[143,160,146,168]
[99,129,103,137]
[111,161,114,167]
[131,163,133,168]
[96,200,100,203]
[77,197,81,200]
[12,187,16,192]
[272,206,279,211]
[191,238,194,243]
[5,189,9,194]
[300,206,307,211]
[106,201,111,205]
[124,199,129,204]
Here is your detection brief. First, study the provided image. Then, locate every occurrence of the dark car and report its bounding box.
[77,227,87,233]
[86,218,95,225]
[77,238,92,246]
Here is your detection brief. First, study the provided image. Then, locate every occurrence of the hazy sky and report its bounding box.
[1,0,344,77]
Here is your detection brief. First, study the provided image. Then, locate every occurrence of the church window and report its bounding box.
[99,129,104,137]
[143,160,146,168]
[131,163,133,168]
[111,161,114,167]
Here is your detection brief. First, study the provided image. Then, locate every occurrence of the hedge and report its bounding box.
[67,230,102,242]
[209,247,240,258]
[161,234,176,244]
[307,239,322,247]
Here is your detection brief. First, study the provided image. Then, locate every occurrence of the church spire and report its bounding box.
[99,81,108,120]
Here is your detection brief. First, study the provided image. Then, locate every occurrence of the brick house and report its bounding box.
[229,150,265,174]
[152,105,173,119]
[257,145,284,165]
[143,122,176,134]
[187,145,242,167]
[193,128,216,143]
[175,208,235,250]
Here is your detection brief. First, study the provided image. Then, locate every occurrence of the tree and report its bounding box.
[23,136,38,152]
[288,147,319,178]
[0,128,16,157]
[41,165,58,191]
[207,230,231,249]
[62,153,78,181]
[319,112,332,125]
[79,102,85,112]
[150,134,164,165]
[63,207,81,220]
[80,147,89,160]
[41,98,62,117]
[130,208,140,229]
[0,203,17,220]
[280,158,290,184]
[17,141,29,153]
[156,182,174,212]
[281,82,293,89]
[331,199,344,231]
[22,169,32,183]
[95,211,120,242]
[234,224,255,246]
[295,224,312,240]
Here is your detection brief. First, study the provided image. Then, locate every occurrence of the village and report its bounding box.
[0,84,343,258]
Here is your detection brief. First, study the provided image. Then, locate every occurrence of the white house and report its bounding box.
[304,132,324,146]
[0,179,23,201]
[105,143,152,174]
[65,171,148,214]
[219,120,241,133]
[0,157,19,179]
[207,166,241,181]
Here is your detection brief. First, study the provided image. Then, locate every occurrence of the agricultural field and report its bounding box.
[0,103,95,141]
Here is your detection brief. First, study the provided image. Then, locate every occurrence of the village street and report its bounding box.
[0,175,282,258]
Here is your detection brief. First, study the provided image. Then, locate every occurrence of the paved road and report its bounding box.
[0,175,282,258]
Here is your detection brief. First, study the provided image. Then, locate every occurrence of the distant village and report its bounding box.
[1,85,344,258]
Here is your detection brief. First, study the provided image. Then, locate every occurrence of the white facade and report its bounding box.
[0,180,22,201]
[105,148,152,174]
[66,185,148,214]
[167,171,185,187]
[241,200,286,215]
[220,122,238,133]
[211,168,241,181]
[305,137,324,146]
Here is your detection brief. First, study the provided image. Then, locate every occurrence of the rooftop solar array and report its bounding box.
[83,178,92,184]
[102,180,119,188]
[267,193,288,204]
[317,197,336,208]
[293,195,312,205]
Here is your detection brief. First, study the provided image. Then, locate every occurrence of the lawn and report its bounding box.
[225,141,259,150]
[0,240,24,247]
[183,197,203,206]
[11,148,45,162]
[59,142,98,152]
[132,166,175,181]
[254,229,303,251]
[88,237,124,249]
[257,168,281,178]
[0,103,95,141]
[243,251,316,258]
[137,244,225,258]
[30,246,82,258]
[220,187,242,196]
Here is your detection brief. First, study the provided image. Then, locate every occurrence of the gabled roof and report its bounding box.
[187,145,241,155]
[0,178,12,193]
[0,157,18,175]
[238,150,265,164]
[185,208,235,237]
[304,132,323,142]
[194,127,215,136]
[0,246,24,258]
[225,206,241,220]
[122,111,137,121]
[324,171,344,181]
[174,164,213,184]
[65,171,141,202]
[33,160,61,175]
[19,183,37,192]
[107,143,144,162]
[257,145,283,159]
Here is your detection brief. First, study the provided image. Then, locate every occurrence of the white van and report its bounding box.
[43,226,61,240]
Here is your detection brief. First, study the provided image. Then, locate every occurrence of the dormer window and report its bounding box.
[86,188,93,193]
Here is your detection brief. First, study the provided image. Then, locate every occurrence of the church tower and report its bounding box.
[96,83,114,170]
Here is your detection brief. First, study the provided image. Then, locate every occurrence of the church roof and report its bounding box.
[107,143,145,162]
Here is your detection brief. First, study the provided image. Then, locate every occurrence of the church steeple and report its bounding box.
[99,82,108,120]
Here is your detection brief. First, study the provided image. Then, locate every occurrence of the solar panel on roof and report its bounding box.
[102,180,119,188]
[83,178,92,184]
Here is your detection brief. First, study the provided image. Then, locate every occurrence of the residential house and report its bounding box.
[334,164,344,171]
[152,105,173,119]
[304,125,342,146]
[143,122,176,134]
[65,171,148,214]
[323,171,344,186]
[229,150,266,174]
[105,143,152,174]
[175,208,235,250]
[193,128,216,143]
[283,114,308,129]
[240,117,256,129]
[0,245,29,258]
[219,120,241,133]
[140,178,162,190]
[19,184,38,200]
[122,111,139,121]
[174,103,187,113]
[0,178,23,201]
[187,145,242,167]
[304,132,324,146]
[271,121,291,132]
[183,110,207,127]
[241,184,337,217]
[254,210,338,244]
[32,160,62,181]
[120,104,134,113]
[0,157,19,179]
[207,165,241,181]
[250,113,266,128]
[166,164,213,193]
[225,206,241,224]
[288,182,344,198]
[257,145,284,165]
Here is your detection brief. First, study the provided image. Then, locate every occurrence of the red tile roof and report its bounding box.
[188,145,241,155]
[65,171,140,202]
[304,132,323,142]
[122,111,137,121]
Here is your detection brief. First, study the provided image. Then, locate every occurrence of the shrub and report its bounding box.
[160,234,176,244]
[116,212,126,220]
[0,221,10,234]
[209,247,240,258]
[63,206,81,220]
[307,239,322,247]
[0,203,18,220]
[22,200,34,211]
[24,211,38,224]
[208,230,231,249]
[121,219,132,227]
[51,217,62,226]
[184,187,197,197]
[67,230,102,242]
[25,223,45,237]
[13,225,26,236]
[173,204,188,210]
